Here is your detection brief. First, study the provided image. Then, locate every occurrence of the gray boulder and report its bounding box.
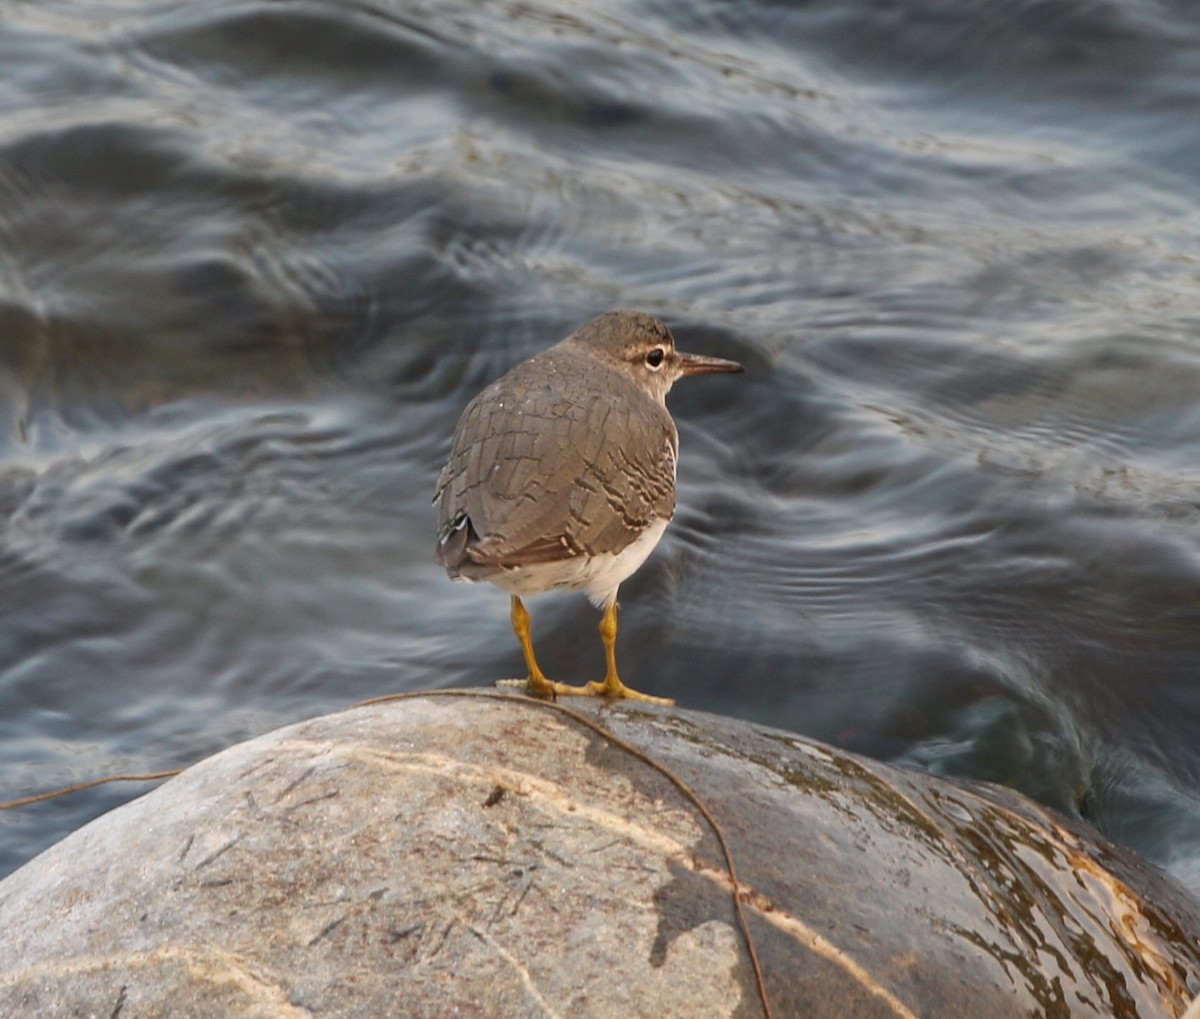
[1,691,1198,1017]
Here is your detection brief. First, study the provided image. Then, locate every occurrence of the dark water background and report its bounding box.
[3,0,1200,896]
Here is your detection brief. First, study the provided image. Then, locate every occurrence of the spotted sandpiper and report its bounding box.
[434,310,743,704]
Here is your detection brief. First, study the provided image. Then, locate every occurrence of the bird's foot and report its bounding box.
[584,678,675,706]
[494,677,554,700]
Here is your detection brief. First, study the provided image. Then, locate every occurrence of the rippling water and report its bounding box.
[3,0,1200,895]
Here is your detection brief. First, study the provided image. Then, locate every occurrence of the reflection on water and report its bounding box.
[2,0,1200,899]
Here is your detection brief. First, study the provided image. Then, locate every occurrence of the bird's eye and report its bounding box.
[645,347,666,369]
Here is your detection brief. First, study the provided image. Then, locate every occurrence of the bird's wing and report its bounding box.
[435,356,677,576]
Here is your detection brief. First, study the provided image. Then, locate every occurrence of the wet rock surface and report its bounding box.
[1,692,1198,1017]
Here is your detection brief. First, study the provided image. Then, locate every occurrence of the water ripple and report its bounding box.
[2,0,1200,895]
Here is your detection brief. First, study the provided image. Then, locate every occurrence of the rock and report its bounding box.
[1,691,1198,1018]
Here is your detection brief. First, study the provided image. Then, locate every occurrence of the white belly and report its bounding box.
[484,517,670,608]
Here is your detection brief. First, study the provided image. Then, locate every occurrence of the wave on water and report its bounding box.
[1,0,1199,894]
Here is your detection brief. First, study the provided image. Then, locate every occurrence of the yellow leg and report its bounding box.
[583,602,675,706]
[509,595,591,700]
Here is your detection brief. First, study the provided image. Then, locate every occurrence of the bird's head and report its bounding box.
[565,310,743,403]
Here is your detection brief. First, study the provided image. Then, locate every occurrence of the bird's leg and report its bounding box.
[508,595,593,699]
[585,602,675,706]
[511,595,556,698]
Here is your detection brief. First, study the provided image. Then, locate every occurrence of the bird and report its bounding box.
[434,310,743,704]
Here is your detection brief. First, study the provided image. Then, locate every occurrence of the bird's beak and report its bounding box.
[676,351,744,376]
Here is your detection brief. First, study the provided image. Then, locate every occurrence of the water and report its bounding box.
[2,0,1200,897]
